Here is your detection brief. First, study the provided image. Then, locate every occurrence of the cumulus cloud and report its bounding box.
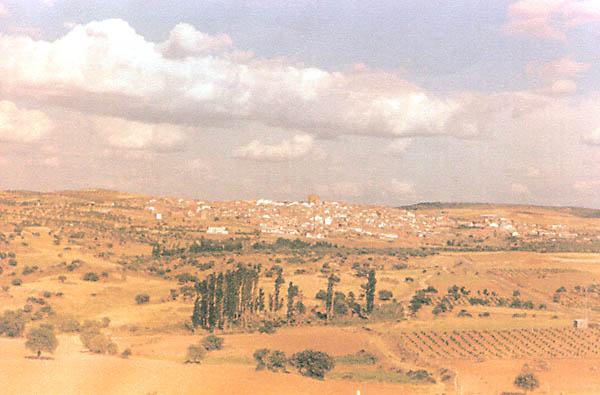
[94,116,186,151]
[233,134,314,161]
[0,100,54,143]
[157,23,232,59]
[526,56,590,94]
[0,19,490,142]
[503,0,600,40]
[527,56,591,83]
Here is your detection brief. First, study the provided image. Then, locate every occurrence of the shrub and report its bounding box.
[253,348,270,370]
[135,293,150,305]
[289,350,335,379]
[202,335,224,351]
[11,278,22,286]
[253,348,288,372]
[315,290,327,300]
[0,310,26,337]
[79,323,117,354]
[185,344,205,363]
[121,348,132,358]
[378,290,393,301]
[407,369,436,383]
[267,350,288,372]
[85,333,118,354]
[258,320,276,334]
[514,373,540,391]
[83,272,99,282]
[58,317,81,333]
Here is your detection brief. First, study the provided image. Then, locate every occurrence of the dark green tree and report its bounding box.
[286,282,299,320]
[514,373,540,392]
[365,269,377,314]
[274,272,285,312]
[325,274,339,320]
[290,350,335,379]
[25,326,58,358]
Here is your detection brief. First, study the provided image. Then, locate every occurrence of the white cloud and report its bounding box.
[157,23,232,59]
[0,2,7,17]
[526,56,590,94]
[549,79,578,95]
[0,19,489,141]
[94,116,186,151]
[527,56,591,83]
[0,100,54,143]
[503,0,600,40]
[233,134,314,161]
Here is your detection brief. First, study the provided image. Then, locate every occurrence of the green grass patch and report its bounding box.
[335,350,378,365]
[202,355,254,365]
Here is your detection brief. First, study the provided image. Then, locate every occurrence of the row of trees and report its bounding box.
[192,266,261,330]
[192,266,378,330]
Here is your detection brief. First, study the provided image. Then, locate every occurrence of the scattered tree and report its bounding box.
[135,293,150,305]
[25,326,58,358]
[185,344,206,363]
[202,335,224,351]
[290,350,335,379]
[514,372,540,392]
[365,269,376,314]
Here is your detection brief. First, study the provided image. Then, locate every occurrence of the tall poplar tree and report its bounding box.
[366,269,377,314]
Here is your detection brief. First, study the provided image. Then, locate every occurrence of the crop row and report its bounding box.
[394,327,600,361]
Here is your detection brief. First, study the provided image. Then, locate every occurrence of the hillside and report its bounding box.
[1,189,600,394]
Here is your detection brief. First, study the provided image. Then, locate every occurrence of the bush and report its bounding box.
[83,272,99,282]
[315,290,327,300]
[407,369,436,383]
[253,348,270,370]
[258,320,276,334]
[289,350,335,379]
[0,310,26,337]
[135,293,150,304]
[11,278,22,286]
[86,333,118,354]
[185,344,205,363]
[378,290,393,301]
[267,350,288,372]
[253,348,288,372]
[514,372,540,391]
[79,324,117,354]
[121,348,132,358]
[202,335,224,351]
[58,317,80,333]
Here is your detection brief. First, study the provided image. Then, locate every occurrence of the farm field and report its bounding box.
[1,190,600,394]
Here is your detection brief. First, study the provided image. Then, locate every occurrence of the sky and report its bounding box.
[0,0,599,208]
